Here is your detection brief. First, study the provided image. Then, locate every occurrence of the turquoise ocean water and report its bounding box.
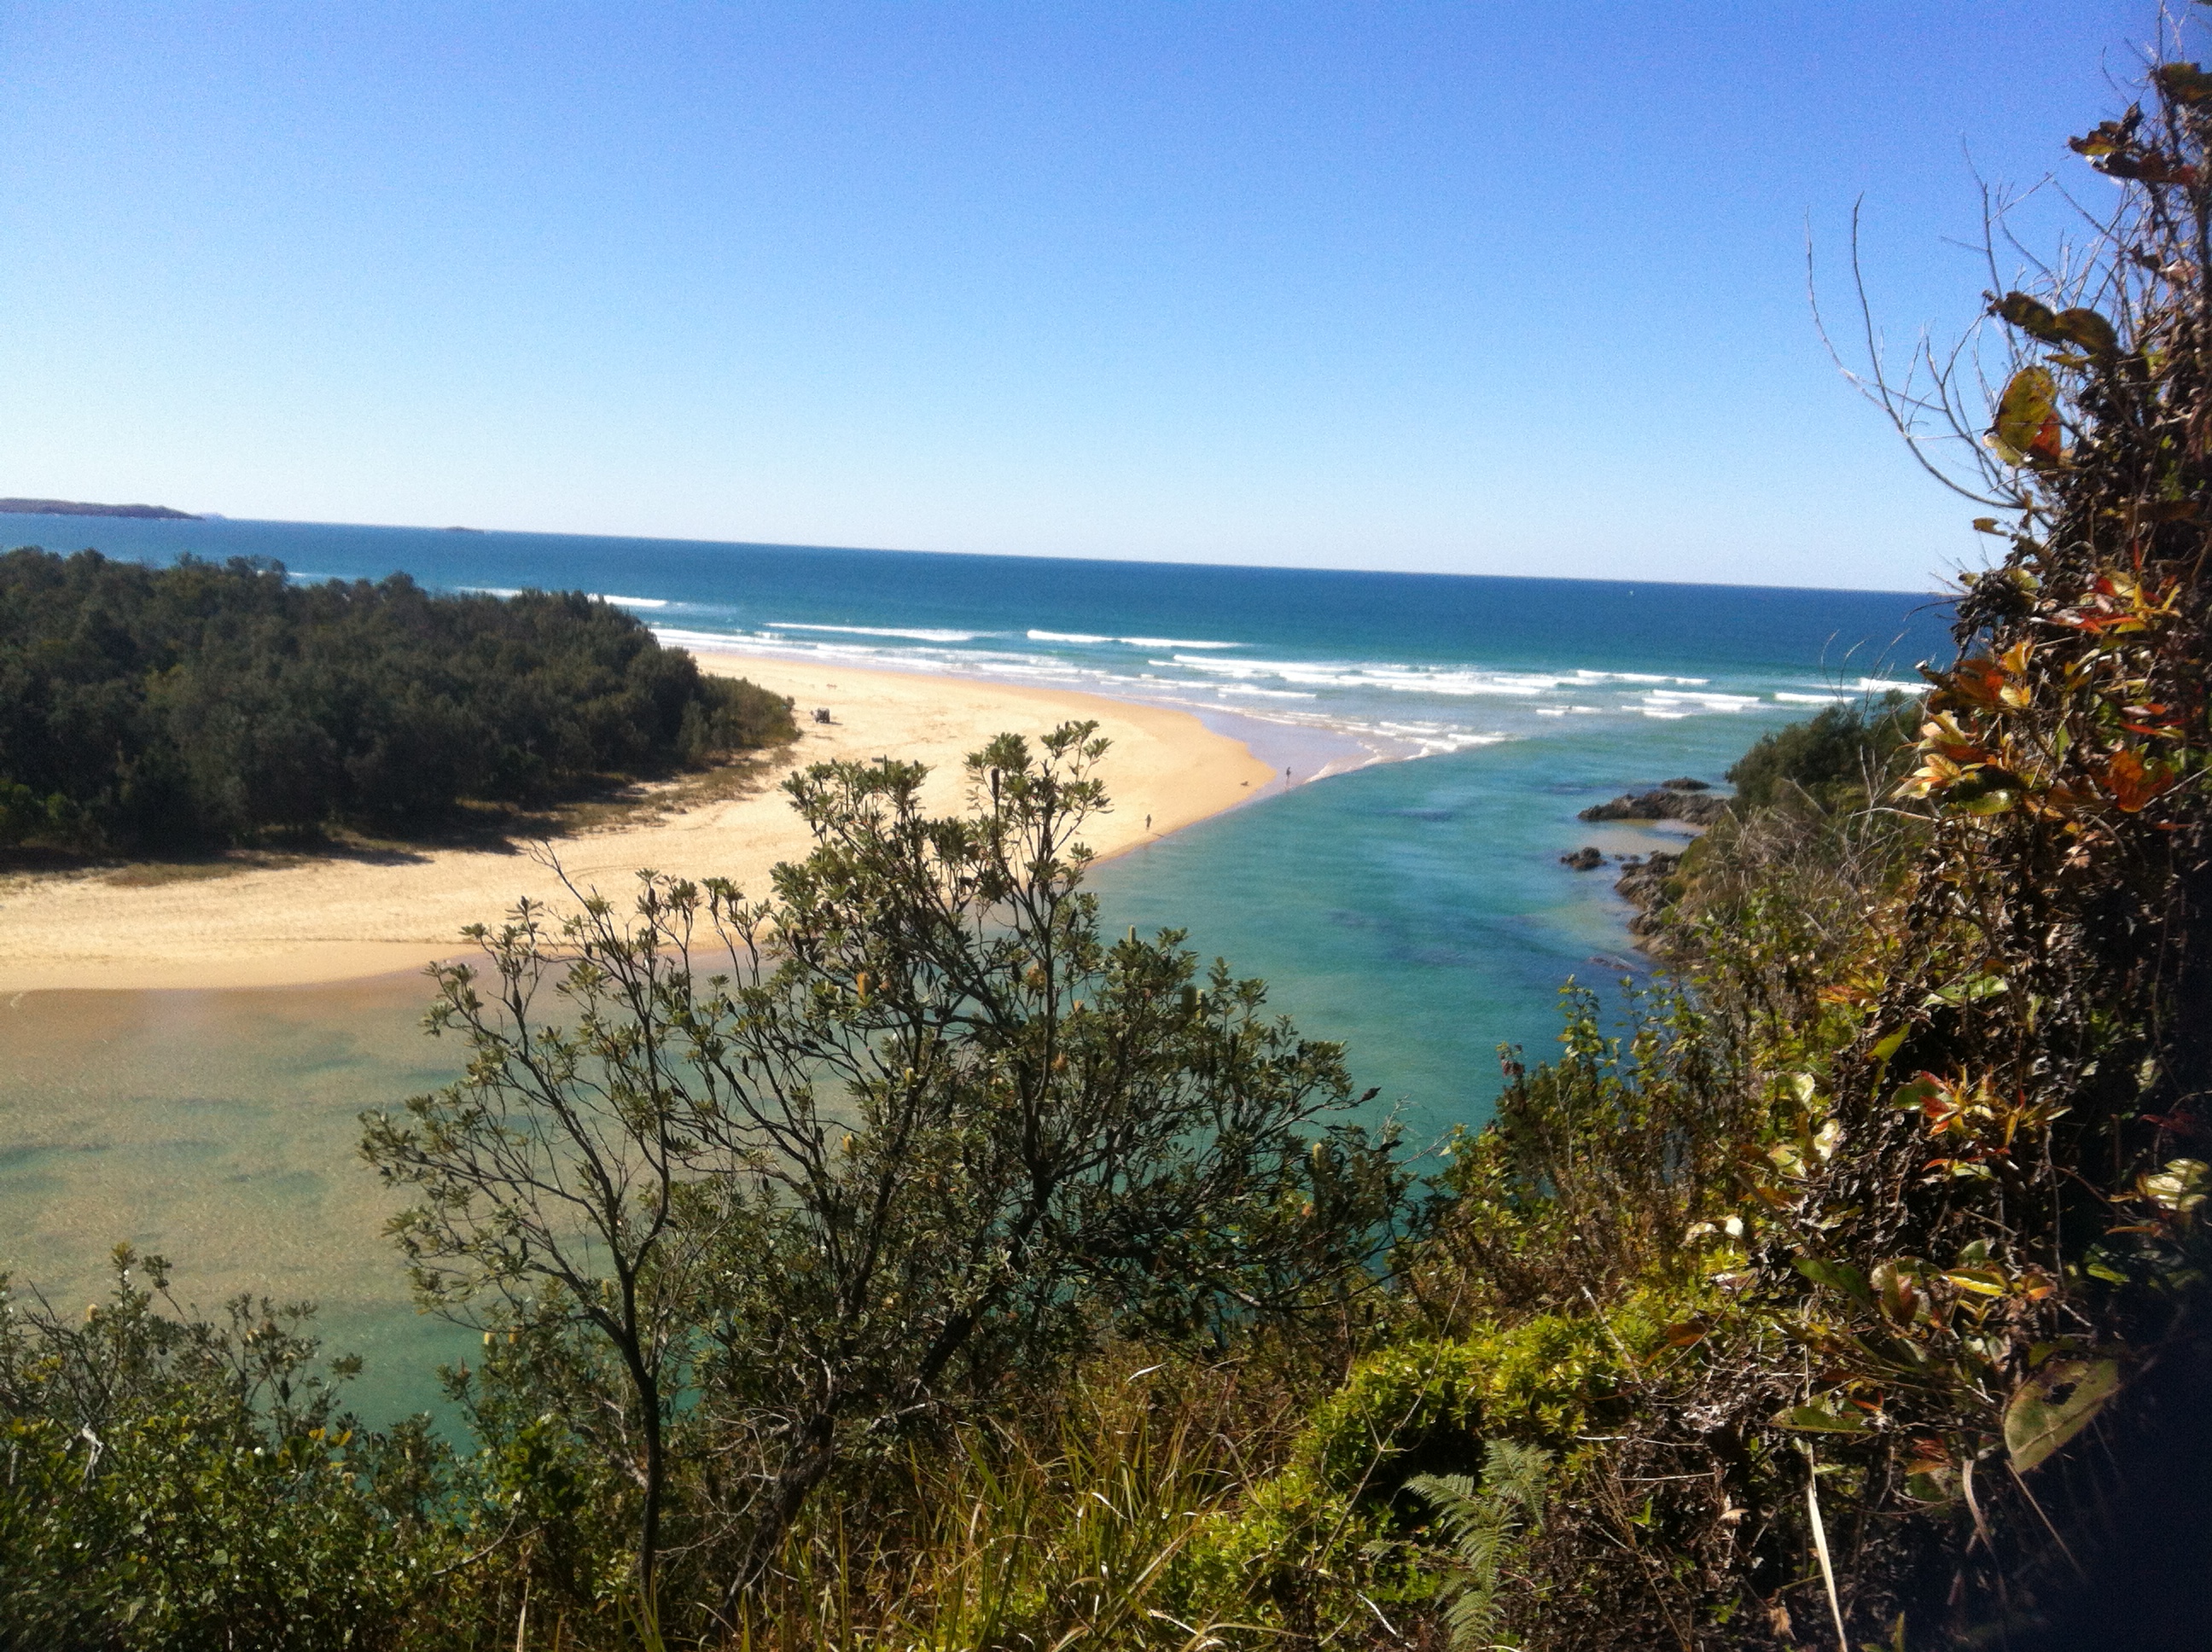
[1,517,1955,1419]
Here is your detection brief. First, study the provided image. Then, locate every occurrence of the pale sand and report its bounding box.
[0,654,1275,993]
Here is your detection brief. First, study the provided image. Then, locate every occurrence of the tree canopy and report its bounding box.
[0,548,792,852]
[362,723,1406,1623]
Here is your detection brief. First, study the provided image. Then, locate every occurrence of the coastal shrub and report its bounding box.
[0,547,795,852]
[1611,693,1931,953]
[361,722,1410,1636]
[1723,691,1919,814]
[1371,49,2212,1647]
[0,1249,457,1650]
[1170,1285,1703,1634]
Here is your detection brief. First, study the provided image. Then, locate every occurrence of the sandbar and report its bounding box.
[0,653,1275,993]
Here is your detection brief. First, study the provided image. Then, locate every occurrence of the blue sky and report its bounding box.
[0,2,2165,589]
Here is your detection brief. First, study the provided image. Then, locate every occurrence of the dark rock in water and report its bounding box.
[1614,850,1682,934]
[1560,846,1604,870]
[1578,788,1730,826]
[1661,776,1711,791]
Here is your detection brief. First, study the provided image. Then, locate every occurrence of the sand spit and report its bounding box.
[0,653,1274,993]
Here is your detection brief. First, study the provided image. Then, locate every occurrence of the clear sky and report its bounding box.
[0,2,2167,589]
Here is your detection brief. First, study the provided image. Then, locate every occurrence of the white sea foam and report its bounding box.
[593,593,669,608]
[1854,676,1924,693]
[652,613,1848,777]
[1643,689,1761,711]
[1167,655,1557,697]
[1573,669,1708,686]
[773,621,986,643]
[1170,654,1294,676]
[1385,672,1554,696]
[461,585,524,598]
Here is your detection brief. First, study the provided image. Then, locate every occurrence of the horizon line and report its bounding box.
[3,508,1956,601]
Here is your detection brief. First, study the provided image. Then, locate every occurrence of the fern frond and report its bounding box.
[1406,1441,1551,1651]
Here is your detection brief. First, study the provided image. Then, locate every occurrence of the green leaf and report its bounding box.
[1926,973,2009,1007]
[1773,1401,1870,1434]
[1991,291,2064,342]
[1988,366,2062,465]
[2155,61,2212,105]
[1795,1256,1871,1305]
[2054,307,2118,358]
[2005,1358,2121,1472]
[1954,786,2021,817]
[1943,1266,2008,1297]
[1891,1073,1941,1113]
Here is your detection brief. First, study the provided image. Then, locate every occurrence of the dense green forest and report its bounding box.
[7,48,2212,1652]
[0,549,794,852]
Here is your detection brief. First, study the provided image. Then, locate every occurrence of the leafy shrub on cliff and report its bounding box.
[0,548,793,852]
[1349,47,2212,1649]
[0,1249,457,1651]
[1723,691,1919,813]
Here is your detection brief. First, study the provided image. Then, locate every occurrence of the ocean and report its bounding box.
[0,516,1955,1419]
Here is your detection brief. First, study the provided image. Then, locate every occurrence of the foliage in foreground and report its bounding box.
[0,1250,455,1651]
[0,548,793,852]
[357,719,1406,1642]
[1332,46,2212,1646]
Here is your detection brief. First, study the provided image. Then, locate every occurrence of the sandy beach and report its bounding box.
[0,653,1275,993]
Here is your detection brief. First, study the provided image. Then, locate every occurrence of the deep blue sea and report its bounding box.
[3,516,1954,1418]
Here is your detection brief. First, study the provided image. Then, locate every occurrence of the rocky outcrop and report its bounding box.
[1560,846,1604,870]
[1578,788,1731,826]
[1614,851,1681,936]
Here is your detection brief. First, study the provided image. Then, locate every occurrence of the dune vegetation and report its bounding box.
[0,550,794,854]
[7,48,2212,1652]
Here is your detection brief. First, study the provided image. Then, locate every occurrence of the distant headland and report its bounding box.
[0,497,201,520]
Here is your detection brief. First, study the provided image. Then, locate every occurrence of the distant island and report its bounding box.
[0,497,201,520]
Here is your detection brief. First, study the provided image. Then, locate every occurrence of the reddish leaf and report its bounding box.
[2101,749,2178,812]
[1989,368,2064,465]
